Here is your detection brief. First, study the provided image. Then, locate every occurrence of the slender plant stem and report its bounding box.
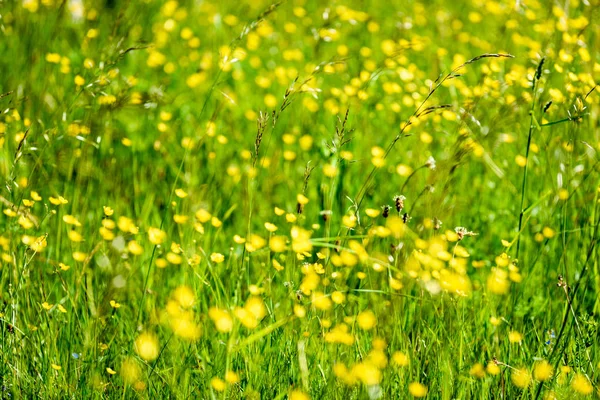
[515,74,540,262]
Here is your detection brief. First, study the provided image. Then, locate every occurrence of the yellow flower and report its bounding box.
[296,194,309,205]
[533,360,553,381]
[233,235,246,244]
[397,164,413,176]
[210,253,225,263]
[30,191,42,201]
[487,268,510,294]
[22,0,39,13]
[225,371,240,384]
[170,317,201,341]
[99,227,115,241]
[342,215,357,228]
[557,188,568,200]
[365,208,380,218]
[206,213,222,229]
[166,252,182,264]
[134,332,159,361]
[487,362,501,375]
[485,361,500,375]
[334,363,356,385]
[248,285,263,296]
[245,234,266,252]
[211,377,226,392]
[386,216,406,237]
[121,357,141,384]
[67,230,83,242]
[186,72,206,88]
[408,382,428,397]
[51,363,62,371]
[102,219,115,229]
[470,363,486,378]
[109,300,121,309]
[331,291,346,304]
[62,215,81,226]
[289,390,310,400]
[291,226,312,253]
[311,291,332,311]
[118,216,138,234]
[392,351,409,367]
[269,236,287,252]
[351,362,381,385]
[356,310,377,330]
[234,296,267,329]
[195,209,212,223]
[106,367,117,375]
[273,259,284,271]
[30,235,48,252]
[208,307,233,333]
[72,251,87,262]
[511,368,531,389]
[324,324,354,345]
[128,240,144,255]
[293,305,306,318]
[245,297,266,320]
[508,331,523,343]
[46,53,61,63]
[264,222,278,232]
[323,163,337,177]
[173,285,195,308]
[542,227,555,239]
[264,94,277,108]
[147,50,166,68]
[98,95,117,105]
[571,373,593,395]
[148,227,167,245]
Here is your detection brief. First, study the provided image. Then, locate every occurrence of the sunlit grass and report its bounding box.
[0,0,599,398]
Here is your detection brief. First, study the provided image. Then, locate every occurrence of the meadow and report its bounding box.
[0,0,599,398]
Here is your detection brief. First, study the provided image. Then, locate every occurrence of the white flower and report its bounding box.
[425,156,436,170]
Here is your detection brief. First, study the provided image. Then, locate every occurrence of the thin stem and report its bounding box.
[515,74,540,262]
[399,165,426,195]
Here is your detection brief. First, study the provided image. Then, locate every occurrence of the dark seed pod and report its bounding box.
[320,210,332,222]
[535,57,545,81]
[394,195,406,213]
[402,212,410,223]
[382,205,390,218]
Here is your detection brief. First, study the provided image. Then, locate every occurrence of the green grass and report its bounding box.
[1,0,599,398]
